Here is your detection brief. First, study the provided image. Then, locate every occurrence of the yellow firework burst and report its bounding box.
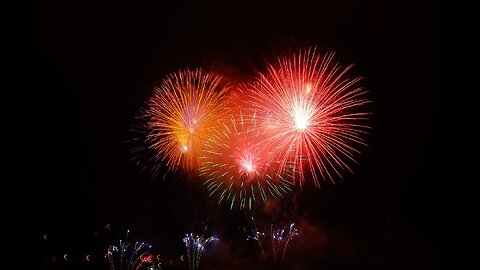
[144,69,230,172]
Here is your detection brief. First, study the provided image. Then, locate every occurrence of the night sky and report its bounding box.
[36,0,444,269]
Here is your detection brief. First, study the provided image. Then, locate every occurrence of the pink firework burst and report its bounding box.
[247,48,371,187]
[199,98,294,210]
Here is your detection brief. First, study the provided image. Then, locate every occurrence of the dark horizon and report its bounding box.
[36,0,444,269]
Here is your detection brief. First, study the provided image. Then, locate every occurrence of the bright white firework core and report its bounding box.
[294,107,309,130]
[240,157,254,173]
[242,161,254,172]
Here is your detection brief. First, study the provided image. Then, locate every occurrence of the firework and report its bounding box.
[270,222,298,265]
[183,233,218,270]
[143,69,230,172]
[199,99,294,210]
[246,47,370,187]
[247,217,267,262]
[105,230,161,270]
[247,218,299,268]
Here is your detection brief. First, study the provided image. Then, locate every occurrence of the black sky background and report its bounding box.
[36,0,444,269]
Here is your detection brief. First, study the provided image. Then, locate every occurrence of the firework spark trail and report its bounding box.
[144,69,230,172]
[107,241,152,270]
[271,223,298,264]
[247,217,267,262]
[246,47,370,187]
[247,218,299,268]
[107,248,115,270]
[106,230,154,270]
[183,233,218,270]
[199,100,294,210]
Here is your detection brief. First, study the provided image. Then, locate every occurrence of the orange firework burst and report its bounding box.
[247,48,371,187]
[144,69,230,172]
[199,103,294,210]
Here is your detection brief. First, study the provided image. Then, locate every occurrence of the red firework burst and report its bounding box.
[246,48,370,187]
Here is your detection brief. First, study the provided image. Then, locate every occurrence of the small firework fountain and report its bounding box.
[247,218,299,269]
[183,233,218,270]
[106,230,160,270]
